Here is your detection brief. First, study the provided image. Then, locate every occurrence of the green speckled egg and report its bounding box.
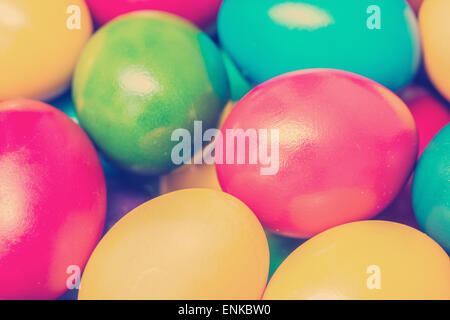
[73,12,229,175]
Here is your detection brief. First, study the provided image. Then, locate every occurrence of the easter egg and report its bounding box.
[0,0,92,100]
[78,189,269,300]
[73,12,229,175]
[400,85,450,156]
[413,124,450,252]
[85,0,223,28]
[0,99,106,299]
[420,0,450,102]
[264,221,450,300]
[218,0,420,91]
[216,69,418,238]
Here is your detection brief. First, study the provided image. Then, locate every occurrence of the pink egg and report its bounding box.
[400,85,450,157]
[216,69,418,238]
[0,100,106,299]
[85,0,223,28]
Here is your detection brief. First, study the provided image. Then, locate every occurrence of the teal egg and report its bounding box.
[413,124,450,252]
[218,0,420,90]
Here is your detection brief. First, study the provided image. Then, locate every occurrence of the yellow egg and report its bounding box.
[264,221,450,300]
[79,188,269,300]
[0,0,92,100]
[420,0,450,102]
[159,102,234,194]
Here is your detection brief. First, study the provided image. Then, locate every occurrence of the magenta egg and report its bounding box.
[0,100,106,299]
[85,0,223,28]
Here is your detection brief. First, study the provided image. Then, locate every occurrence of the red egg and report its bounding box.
[85,0,223,28]
[400,85,450,156]
[216,69,418,238]
[0,100,106,299]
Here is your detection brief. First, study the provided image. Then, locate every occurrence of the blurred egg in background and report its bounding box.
[420,0,450,103]
[85,0,223,29]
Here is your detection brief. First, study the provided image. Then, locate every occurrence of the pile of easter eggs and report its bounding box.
[0,0,449,300]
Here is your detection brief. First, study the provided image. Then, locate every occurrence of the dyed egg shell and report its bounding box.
[0,100,106,299]
[375,86,450,228]
[73,12,229,175]
[78,189,269,300]
[218,0,420,90]
[216,69,418,238]
[85,0,223,28]
[420,0,450,102]
[0,0,92,100]
[413,124,450,252]
[264,221,450,300]
[400,85,450,156]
